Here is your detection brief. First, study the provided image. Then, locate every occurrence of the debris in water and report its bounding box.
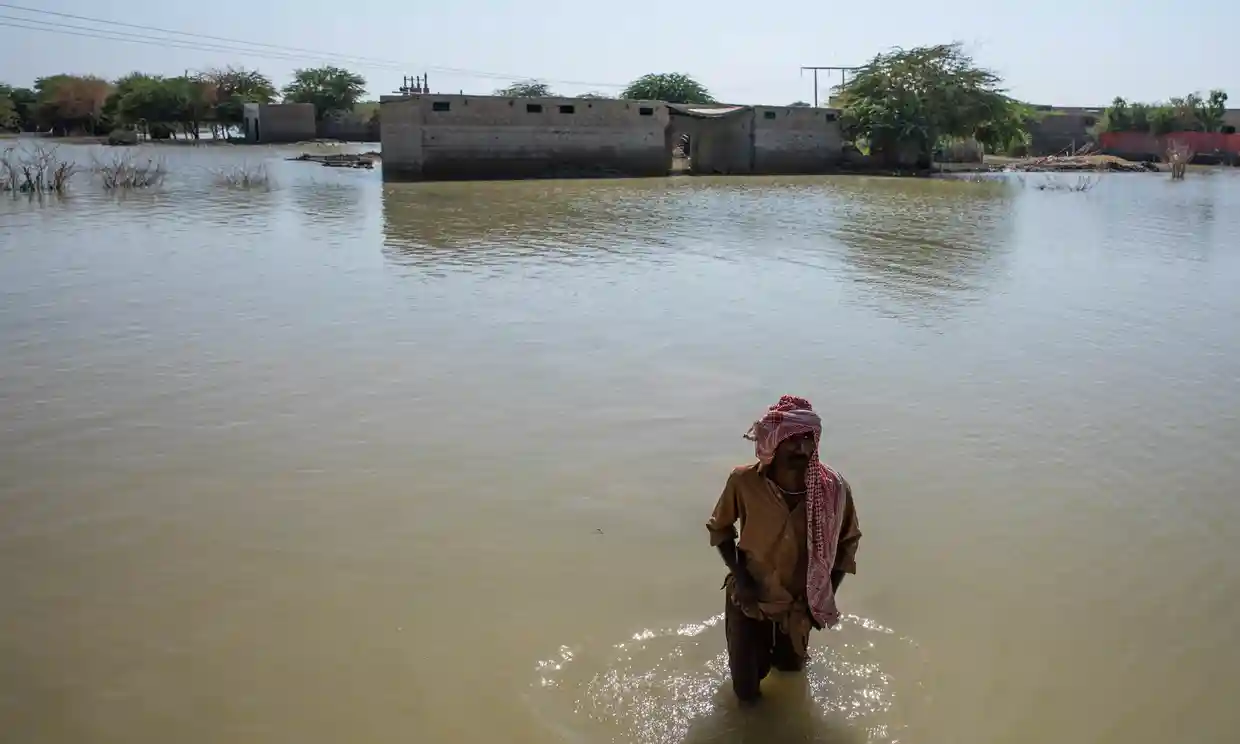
[288,152,379,169]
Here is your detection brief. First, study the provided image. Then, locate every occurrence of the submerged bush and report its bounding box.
[1023,174,1100,192]
[212,162,272,190]
[1,145,79,194]
[93,153,167,189]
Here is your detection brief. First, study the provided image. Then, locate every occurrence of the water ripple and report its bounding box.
[529,613,923,744]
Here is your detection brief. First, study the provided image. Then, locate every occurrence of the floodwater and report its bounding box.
[2,142,1239,744]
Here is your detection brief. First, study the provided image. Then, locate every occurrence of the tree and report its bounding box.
[834,43,1023,167]
[282,66,366,120]
[200,67,276,137]
[171,76,214,139]
[622,73,715,104]
[1149,105,1179,136]
[1198,89,1228,133]
[111,76,155,133]
[1101,97,1132,132]
[974,101,1036,155]
[0,90,16,131]
[111,69,266,140]
[33,75,113,135]
[788,100,812,107]
[108,74,213,139]
[10,87,36,130]
[106,72,160,128]
[1169,94,1203,132]
[1101,91,1228,134]
[495,80,553,97]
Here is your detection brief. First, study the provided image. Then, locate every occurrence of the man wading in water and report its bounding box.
[707,395,861,703]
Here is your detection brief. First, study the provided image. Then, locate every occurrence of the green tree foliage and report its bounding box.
[495,80,554,97]
[496,81,550,97]
[0,85,20,132]
[9,86,37,130]
[1101,97,1131,132]
[109,74,214,139]
[105,71,158,124]
[788,100,812,107]
[834,43,1024,165]
[622,73,715,104]
[1169,94,1203,131]
[106,69,272,139]
[202,67,277,134]
[1198,89,1228,133]
[282,66,366,120]
[0,90,16,131]
[974,100,1035,154]
[1102,90,1229,134]
[1149,106,1179,136]
[33,75,114,135]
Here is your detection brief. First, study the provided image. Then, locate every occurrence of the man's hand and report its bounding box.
[732,569,761,605]
[717,538,761,605]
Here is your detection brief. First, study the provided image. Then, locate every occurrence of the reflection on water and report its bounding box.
[380,179,686,271]
[826,177,1015,315]
[3,149,1240,744]
[379,176,1015,321]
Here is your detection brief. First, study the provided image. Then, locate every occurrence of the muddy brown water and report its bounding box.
[2,143,1239,743]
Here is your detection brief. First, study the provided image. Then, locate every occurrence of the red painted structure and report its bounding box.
[1100,131,1240,158]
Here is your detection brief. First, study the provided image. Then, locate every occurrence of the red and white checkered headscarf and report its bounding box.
[744,395,843,629]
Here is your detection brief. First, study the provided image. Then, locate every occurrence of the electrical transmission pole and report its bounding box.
[799,65,861,108]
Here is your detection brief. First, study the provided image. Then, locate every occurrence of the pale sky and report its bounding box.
[0,0,1234,107]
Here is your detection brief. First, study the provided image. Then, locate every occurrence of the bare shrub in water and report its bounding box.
[93,153,167,189]
[1166,141,1192,180]
[1018,173,1099,192]
[1,145,79,194]
[0,148,16,193]
[213,162,272,190]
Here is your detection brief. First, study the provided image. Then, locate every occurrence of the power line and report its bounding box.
[0,3,413,70]
[0,17,400,69]
[800,65,860,107]
[0,3,628,89]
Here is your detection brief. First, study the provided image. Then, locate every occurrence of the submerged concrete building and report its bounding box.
[379,94,671,180]
[667,103,843,175]
[242,103,317,144]
[379,94,845,180]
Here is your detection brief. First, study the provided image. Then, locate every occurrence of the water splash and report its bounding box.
[530,612,923,744]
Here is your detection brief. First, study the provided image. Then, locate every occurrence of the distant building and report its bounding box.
[1223,108,1240,132]
[242,103,317,144]
[1027,106,1104,155]
[1027,106,1240,156]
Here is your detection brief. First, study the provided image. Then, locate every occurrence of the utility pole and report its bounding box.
[799,65,861,107]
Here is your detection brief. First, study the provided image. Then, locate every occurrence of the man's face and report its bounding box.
[773,430,816,469]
